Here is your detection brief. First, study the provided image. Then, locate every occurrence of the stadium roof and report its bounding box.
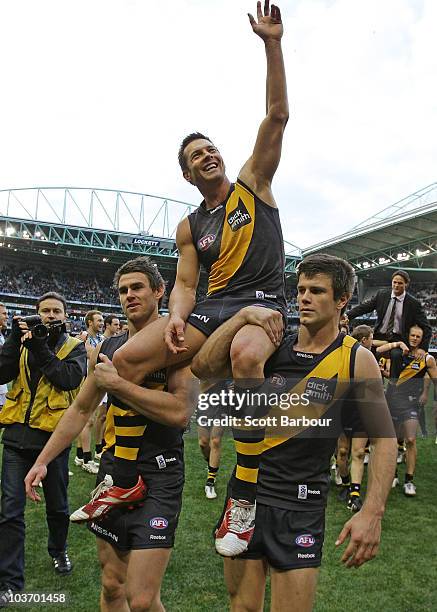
[0,187,302,275]
[302,182,437,275]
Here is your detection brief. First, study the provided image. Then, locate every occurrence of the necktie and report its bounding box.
[385,297,397,337]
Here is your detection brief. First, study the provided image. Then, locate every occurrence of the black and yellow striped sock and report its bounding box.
[229,381,270,504]
[207,465,219,485]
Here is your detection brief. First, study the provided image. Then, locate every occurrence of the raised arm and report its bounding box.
[164,217,200,353]
[238,1,288,206]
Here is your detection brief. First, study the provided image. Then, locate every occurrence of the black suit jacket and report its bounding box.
[347,288,432,350]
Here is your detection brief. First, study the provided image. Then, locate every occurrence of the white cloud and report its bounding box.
[1,0,436,248]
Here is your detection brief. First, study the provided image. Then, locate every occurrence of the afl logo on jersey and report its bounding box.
[227,198,252,232]
[269,373,286,388]
[150,517,168,530]
[198,234,216,251]
[295,534,315,548]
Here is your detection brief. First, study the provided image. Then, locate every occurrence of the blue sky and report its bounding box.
[1,0,435,248]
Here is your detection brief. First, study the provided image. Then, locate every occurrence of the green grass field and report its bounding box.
[1,417,437,611]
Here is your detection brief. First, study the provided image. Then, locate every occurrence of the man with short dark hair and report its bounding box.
[103,315,120,339]
[113,0,288,557]
[24,256,194,612]
[346,270,431,377]
[193,253,397,611]
[0,292,86,596]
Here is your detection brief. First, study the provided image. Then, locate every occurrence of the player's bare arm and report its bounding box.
[336,347,397,568]
[24,344,106,501]
[239,1,288,206]
[164,217,200,353]
[375,340,409,355]
[94,354,196,429]
[191,305,283,379]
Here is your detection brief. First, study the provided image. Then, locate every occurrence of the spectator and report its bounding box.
[0,292,86,593]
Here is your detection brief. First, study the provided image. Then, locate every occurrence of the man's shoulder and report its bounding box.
[404,292,421,306]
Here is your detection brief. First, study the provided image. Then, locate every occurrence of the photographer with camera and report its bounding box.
[0,292,86,596]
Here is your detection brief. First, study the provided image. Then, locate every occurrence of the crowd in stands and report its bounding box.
[0,264,119,306]
[1,263,436,345]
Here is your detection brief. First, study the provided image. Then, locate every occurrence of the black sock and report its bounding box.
[405,473,414,483]
[341,474,351,486]
[112,458,139,489]
[83,451,92,464]
[76,447,83,460]
[95,443,104,455]
[207,465,219,485]
[349,483,361,495]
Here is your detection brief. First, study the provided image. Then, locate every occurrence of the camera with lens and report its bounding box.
[21,315,65,340]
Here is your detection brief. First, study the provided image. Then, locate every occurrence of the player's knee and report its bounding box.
[405,436,416,447]
[101,572,124,604]
[128,589,160,612]
[198,435,209,454]
[337,446,349,461]
[210,435,222,451]
[230,341,263,378]
[352,447,365,462]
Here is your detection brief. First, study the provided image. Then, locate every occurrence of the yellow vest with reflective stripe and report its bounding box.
[0,336,83,432]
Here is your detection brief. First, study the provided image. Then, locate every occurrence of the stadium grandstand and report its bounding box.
[0,184,436,348]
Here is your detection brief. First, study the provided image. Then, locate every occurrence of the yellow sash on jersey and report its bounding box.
[208,182,255,295]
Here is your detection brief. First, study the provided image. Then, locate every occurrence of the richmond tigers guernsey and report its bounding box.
[100,332,184,483]
[252,333,360,511]
[394,353,429,398]
[188,179,286,307]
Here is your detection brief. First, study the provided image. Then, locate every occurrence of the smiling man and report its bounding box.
[24,257,194,612]
[112,0,289,557]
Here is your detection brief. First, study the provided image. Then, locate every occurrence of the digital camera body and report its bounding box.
[21,316,65,340]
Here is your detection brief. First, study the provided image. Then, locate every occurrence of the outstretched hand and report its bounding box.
[248,0,283,42]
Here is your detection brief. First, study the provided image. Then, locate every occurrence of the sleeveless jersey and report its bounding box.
[188,179,286,307]
[100,332,184,479]
[395,353,429,398]
[254,333,359,511]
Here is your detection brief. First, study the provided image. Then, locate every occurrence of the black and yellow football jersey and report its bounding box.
[100,333,184,482]
[395,353,429,398]
[188,179,286,307]
[250,333,360,511]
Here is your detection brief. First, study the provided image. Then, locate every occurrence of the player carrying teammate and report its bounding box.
[386,324,437,496]
[106,0,289,556]
[24,257,194,611]
[192,253,397,611]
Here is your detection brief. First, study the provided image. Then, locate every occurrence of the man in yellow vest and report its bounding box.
[0,291,86,596]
